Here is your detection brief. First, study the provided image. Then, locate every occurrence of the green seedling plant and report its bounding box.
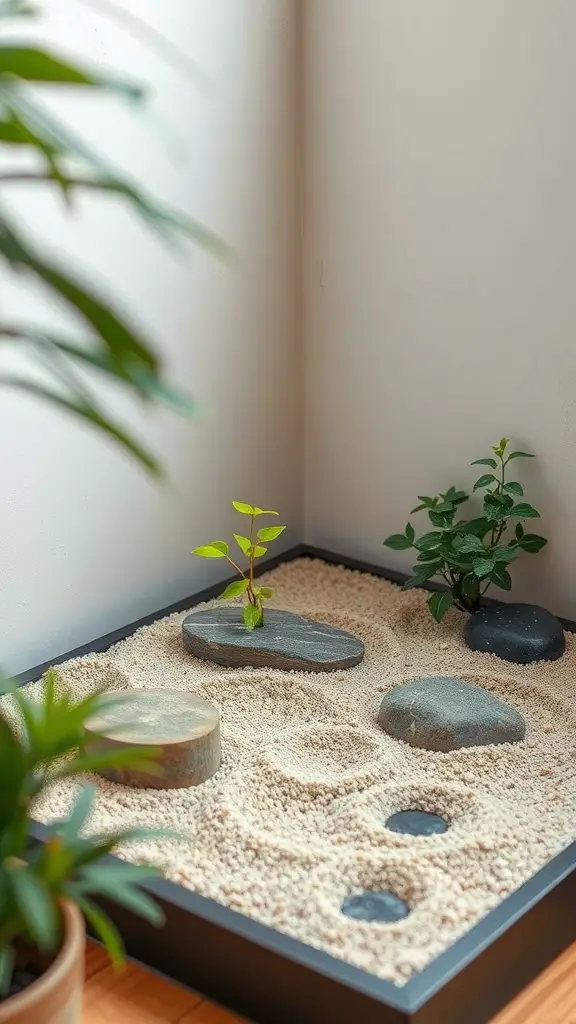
[0,667,169,996]
[384,438,547,623]
[193,501,286,629]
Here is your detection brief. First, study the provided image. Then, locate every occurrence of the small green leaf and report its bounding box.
[243,604,263,629]
[72,894,125,969]
[454,534,485,554]
[231,501,254,515]
[405,522,415,543]
[429,509,454,528]
[511,503,540,519]
[192,542,229,558]
[490,565,512,590]
[428,591,454,622]
[253,586,273,600]
[257,525,286,542]
[503,481,524,497]
[383,533,413,551]
[506,451,535,461]
[410,495,436,514]
[473,474,497,491]
[518,533,547,554]
[459,517,492,536]
[252,507,279,517]
[414,531,443,551]
[0,947,14,997]
[403,563,442,589]
[491,547,518,564]
[219,579,250,600]
[10,868,57,951]
[473,558,496,578]
[515,522,525,540]
[471,458,497,469]
[233,534,251,556]
[0,47,144,97]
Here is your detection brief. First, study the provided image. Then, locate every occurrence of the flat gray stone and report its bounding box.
[386,810,448,836]
[378,676,525,752]
[182,607,364,672]
[465,603,565,664]
[341,891,409,923]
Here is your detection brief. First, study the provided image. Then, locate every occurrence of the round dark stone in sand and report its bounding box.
[341,891,409,923]
[182,606,364,672]
[386,810,448,836]
[465,603,565,664]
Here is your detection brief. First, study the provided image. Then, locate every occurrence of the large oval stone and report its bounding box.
[182,607,364,672]
[465,603,565,664]
[378,676,525,752]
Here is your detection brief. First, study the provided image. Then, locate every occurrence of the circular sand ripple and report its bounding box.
[263,724,385,793]
[197,672,340,743]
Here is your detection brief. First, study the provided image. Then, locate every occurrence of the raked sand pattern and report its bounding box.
[18,559,576,985]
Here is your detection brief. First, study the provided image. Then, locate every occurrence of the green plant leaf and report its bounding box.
[506,451,535,461]
[503,481,524,497]
[0,46,143,96]
[9,867,58,951]
[403,563,442,589]
[404,522,415,543]
[232,501,254,515]
[458,517,492,536]
[243,604,263,630]
[59,785,94,843]
[410,495,436,514]
[518,533,548,554]
[76,867,164,926]
[251,544,267,558]
[0,0,37,15]
[511,503,540,519]
[491,547,518,564]
[515,522,525,540]
[252,507,278,516]
[383,533,413,551]
[473,558,496,578]
[233,534,251,556]
[71,893,125,968]
[0,947,14,998]
[428,591,453,622]
[57,746,161,780]
[454,534,485,554]
[471,458,497,469]
[428,509,454,528]
[219,579,249,600]
[0,377,162,475]
[192,542,229,558]
[257,526,286,542]
[414,531,443,551]
[253,586,273,600]
[490,565,512,590]
[473,474,497,491]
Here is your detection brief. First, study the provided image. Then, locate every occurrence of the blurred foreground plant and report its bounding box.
[0,667,166,993]
[0,0,228,474]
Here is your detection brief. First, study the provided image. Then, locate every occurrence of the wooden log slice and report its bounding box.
[84,689,221,789]
[182,607,365,671]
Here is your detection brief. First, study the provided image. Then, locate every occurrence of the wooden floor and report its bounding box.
[83,939,576,1024]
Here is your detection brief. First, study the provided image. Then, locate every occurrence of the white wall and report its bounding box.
[304,0,576,618]
[0,0,303,673]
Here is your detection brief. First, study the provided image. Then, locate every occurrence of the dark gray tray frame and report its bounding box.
[18,545,576,1024]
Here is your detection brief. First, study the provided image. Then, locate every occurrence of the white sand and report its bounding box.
[17,559,576,985]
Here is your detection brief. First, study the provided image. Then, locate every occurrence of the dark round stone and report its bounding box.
[341,890,409,923]
[386,809,448,836]
[465,603,565,665]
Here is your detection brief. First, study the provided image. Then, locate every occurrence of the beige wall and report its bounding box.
[0,0,303,672]
[304,0,576,617]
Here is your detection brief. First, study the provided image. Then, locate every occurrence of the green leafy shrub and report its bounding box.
[0,668,166,994]
[384,438,547,622]
[193,501,286,629]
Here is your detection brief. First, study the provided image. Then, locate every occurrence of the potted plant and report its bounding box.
[0,668,166,1023]
[184,501,365,671]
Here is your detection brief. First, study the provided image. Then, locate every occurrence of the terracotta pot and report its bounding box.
[0,902,85,1024]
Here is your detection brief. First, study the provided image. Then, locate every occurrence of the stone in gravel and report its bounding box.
[465,603,565,664]
[386,810,448,836]
[378,676,525,752]
[341,890,410,923]
[182,607,364,672]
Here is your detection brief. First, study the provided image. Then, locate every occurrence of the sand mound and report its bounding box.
[20,558,576,985]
